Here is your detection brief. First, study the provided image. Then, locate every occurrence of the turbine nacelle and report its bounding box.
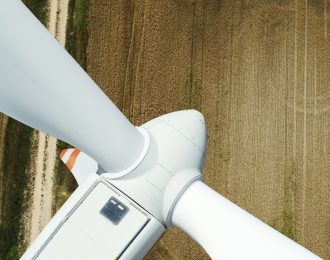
[61,109,207,225]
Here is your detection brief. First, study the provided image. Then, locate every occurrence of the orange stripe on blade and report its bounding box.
[66,149,81,170]
[60,149,68,159]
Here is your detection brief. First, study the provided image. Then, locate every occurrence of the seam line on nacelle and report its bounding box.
[159,119,205,154]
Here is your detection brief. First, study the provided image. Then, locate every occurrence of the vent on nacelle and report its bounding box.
[100,196,129,225]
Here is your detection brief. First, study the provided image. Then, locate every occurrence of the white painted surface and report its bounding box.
[21,175,164,260]
[172,181,321,260]
[105,110,207,224]
[37,183,148,259]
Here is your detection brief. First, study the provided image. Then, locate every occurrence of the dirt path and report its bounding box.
[28,0,69,243]
[87,1,330,259]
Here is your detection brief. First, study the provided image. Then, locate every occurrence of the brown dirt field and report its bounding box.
[87,0,330,259]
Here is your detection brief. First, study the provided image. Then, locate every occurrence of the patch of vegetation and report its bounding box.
[282,208,296,239]
[270,167,298,240]
[178,70,202,110]
[281,167,298,240]
[52,140,77,213]
[22,0,49,26]
[66,0,91,68]
[0,119,32,260]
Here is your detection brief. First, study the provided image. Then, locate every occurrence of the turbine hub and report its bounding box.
[103,109,207,225]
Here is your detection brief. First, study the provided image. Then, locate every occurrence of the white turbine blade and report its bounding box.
[172,181,320,260]
[0,0,144,172]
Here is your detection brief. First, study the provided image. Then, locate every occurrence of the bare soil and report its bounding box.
[87,0,330,259]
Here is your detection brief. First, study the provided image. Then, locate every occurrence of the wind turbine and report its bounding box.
[0,1,321,259]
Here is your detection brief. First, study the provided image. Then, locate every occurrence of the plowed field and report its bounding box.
[87,1,330,259]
